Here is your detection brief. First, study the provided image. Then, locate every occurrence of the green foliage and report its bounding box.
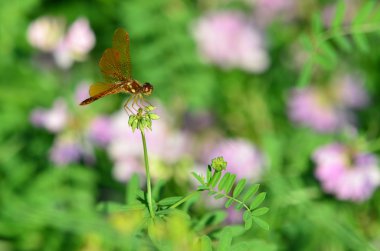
[192,169,269,231]
[298,0,380,86]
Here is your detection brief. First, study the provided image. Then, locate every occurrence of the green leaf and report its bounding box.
[332,35,351,51]
[217,228,232,251]
[235,203,244,210]
[209,171,222,188]
[152,179,165,200]
[157,196,183,206]
[198,185,209,191]
[194,211,227,231]
[299,34,314,50]
[131,119,138,132]
[243,210,253,230]
[311,13,323,35]
[214,193,225,200]
[250,192,266,210]
[206,165,212,182]
[232,179,246,198]
[318,42,337,62]
[200,235,212,251]
[126,173,140,205]
[313,53,333,70]
[218,173,230,191]
[353,1,375,25]
[352,33,369,52]
[332,0,346,28]
[297,61,313,86]
[128,115,136,126]
[242,184,260,202]
[96,202,145,214]
[148,113,160,120]
[208,191,217,196]
[225,198,234,208]
[192,172,205,185]
[253,217,270,231]
[224,174,236,194]
[252,207,269,216]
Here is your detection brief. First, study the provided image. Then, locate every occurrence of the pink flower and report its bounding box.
[252,0,296,26]
[50,136,83,166]
[313,143,380,202]
[193,11,269,73]
[333,75,369,108]
[30,99,69,133]
[288,75,369,133]
[204,139,265,181]
[27,16,65,52]
[53,18,95,69]
[88,116,113,146]
[75,81,91,104]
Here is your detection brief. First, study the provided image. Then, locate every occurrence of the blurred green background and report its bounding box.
[1,0,380,250]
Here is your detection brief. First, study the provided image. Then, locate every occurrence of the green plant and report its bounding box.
[298,0,380,86]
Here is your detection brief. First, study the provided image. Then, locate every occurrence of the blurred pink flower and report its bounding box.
[50,136,83,166]
[226,207,243,224]
[204,139,265,181]
[31,91,98,166]
[54,18,95,69]
[75,81,91,104]
[88,116,113,146]
[193,11,269,73]
[313,143,380,202]
[333,75,369,108]
[27,16,65,52]
[288,75,369,133]
[30,99,68,133]
[252,0,296,25]
[113,157,145,183]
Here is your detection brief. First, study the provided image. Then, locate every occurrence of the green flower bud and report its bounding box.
[211,157,227,172]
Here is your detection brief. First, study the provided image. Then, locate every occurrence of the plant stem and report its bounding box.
[141,130,154,218]
[169,191,200,209]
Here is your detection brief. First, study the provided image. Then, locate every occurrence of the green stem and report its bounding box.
[169,191,200,209]
[141,130,154,218]
[209,188,250,211]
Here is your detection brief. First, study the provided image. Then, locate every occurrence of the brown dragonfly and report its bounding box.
[80,28,153,114]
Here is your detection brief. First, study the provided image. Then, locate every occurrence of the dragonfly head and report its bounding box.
[142,83,153,96]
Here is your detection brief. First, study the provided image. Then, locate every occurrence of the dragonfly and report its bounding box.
[80,28,153,114]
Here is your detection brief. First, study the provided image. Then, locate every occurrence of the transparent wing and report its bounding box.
[99,48,127,83]
[112,28,132,80]
[89,82,117,97]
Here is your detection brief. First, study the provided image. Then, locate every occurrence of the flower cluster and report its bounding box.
[313,143,380,202]
[27,16,95,69]
[251,0,297,26]
[288,75,368,133]
[30,85,94,166]
[193,11,269,73]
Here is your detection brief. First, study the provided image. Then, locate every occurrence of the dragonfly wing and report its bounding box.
[99,48,127,82]
[112,28,131,80]
[89,83,117,97]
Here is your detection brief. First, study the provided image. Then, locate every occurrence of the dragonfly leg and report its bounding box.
[131,95,139,113]
[142,97,153,108]
[123,95,133,115]
[137,95,145,110]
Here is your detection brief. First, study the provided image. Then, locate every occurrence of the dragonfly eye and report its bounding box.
[142,83,153,96]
